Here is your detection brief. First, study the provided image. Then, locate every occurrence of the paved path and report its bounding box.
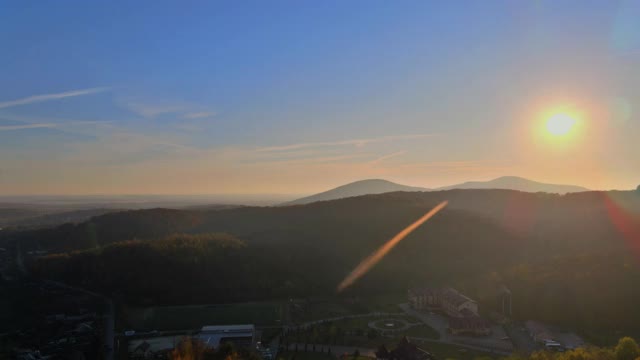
[288,312,405,330]
[399,303,450,341]
[405,337,512,356]
[367,318,412,332]
[398,303,513,355]
[284,304,514,356]
[504,322,539,354]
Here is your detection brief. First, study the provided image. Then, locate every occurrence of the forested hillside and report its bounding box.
[8,189,640,336]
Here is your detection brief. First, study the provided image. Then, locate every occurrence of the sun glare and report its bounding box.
[546,113,576,136]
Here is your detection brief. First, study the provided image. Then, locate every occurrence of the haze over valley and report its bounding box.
[2,2,640,360]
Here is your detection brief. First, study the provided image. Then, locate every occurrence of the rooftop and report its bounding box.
[201,324,255,333]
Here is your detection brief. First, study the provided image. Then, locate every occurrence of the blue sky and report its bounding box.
[1,1,639,195]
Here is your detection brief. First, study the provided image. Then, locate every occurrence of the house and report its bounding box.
[409,286,491,336]
[131,341,151,359]
[407,288,440,310]
[440,288,478,318]
[408,287,478,318]
[197,324,255,348]
[448,316,492,336]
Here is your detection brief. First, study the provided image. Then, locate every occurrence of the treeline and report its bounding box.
[30,233,314,304]
[13,189,640,337]
[5,189,639,259]
[503,336,640,360]
[169,338,260,360]
[465,253,640,343]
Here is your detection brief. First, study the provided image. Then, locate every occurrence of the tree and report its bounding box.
[615,337,640,360]
[170,337,206,360]
[375,345,390,360]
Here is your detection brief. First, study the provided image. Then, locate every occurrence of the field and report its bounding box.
[286,315,439,348]
[291,293,406,323]
[121,302,284,331]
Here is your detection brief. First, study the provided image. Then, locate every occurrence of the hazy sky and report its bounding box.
[1,1,639,195]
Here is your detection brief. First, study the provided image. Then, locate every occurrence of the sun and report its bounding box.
[546,113,576,136]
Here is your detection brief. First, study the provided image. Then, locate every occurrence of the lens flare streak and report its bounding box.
[337,201,448,292]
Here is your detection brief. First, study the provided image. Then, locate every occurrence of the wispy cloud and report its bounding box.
[0,87,109,109]
[369,151,406,165]
[400,161,482,168]
[0,118,112,132]
[257,134,438,152]
[0,114,113,132]
[252,153,370,165]
[120,98,216,121]
[183,111,215,119]
[0,123,56,131]
[124,102,185,118]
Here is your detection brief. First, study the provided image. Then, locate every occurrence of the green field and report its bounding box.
[286,315,439,348]
[291,293,406,323]
[122,302,284,331]
[403,325,440,339]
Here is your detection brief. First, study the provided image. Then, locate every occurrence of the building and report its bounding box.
[448,316,492,336]
[525,321,585,350]
[409,287,491,336]
[197,324,255,348]
[408,287,478,318]
[440,288,478,318]
[131,341,151,359]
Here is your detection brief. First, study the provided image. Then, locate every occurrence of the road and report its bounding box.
[287,311,405,330]
[399,303,513,354]
[504,322,539,354]
[399,303,450,341]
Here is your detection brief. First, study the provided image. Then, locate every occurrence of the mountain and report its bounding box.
[438,176,588,193]
[20,189,640,336]
[282,179,428,205]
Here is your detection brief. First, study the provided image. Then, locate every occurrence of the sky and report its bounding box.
[1,1,639,196]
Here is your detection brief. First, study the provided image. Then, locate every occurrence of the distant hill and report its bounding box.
[15,188,640,335]
[284,176,587,206]
[283,179,428,205]
[438,176,588,194]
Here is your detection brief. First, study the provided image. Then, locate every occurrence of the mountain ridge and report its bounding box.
[284,176,588,205]
[437,175,588,193]
[281,179,428,205]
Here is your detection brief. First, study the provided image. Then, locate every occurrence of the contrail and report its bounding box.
[337,201,448,292]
